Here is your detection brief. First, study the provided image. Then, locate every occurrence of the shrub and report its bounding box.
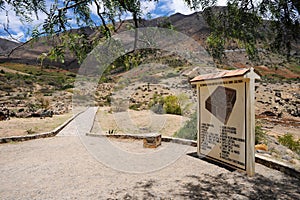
[61,84,74,90]
[148,94,164,114]
[26,129,36,134]
[166,72,177,78]
[129,103,143,111]
[36,96,50,109]
[111,98,127,112]
[108,129,118,134]
[163,95,182,115]
[174,112,197,140]
[255,123,266,144]
[278,133,300,154]
[150,104,164,114]
[149,94,182,115]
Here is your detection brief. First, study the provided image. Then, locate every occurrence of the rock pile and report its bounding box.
[255,82,300,118]
[0,107,10,121]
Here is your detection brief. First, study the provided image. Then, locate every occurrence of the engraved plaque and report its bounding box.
[205,86,236,124]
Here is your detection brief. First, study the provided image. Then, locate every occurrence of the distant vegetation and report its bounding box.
[0,63,76,93]
[278,134,300,155]
[174,112,197,140]
[255,123,267,145]
[148,94,182,115]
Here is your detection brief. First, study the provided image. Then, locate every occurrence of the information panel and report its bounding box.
[199,79,247,170]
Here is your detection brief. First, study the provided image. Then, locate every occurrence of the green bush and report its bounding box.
[278,133,300,154]
[150,104,164,114]
[129,103,143,111]
[255,123,266,144]
[149,94,182,115]
[163,95,182,115]
[61,84,74,90]
[174,112,197,140]
[149,94,164,114]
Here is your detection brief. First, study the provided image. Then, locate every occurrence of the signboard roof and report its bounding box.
[191,68,258,83]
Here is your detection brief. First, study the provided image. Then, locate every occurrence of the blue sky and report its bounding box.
[0,0,226,43]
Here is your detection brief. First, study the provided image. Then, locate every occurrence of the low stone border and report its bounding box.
[86,133,197,147]
[162,136,197,147]
[0,111,83,144]
[255,154,300,179]
[87,133,299,178]
[87,133,158,140]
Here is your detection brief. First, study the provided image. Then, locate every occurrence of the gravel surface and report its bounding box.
[1,107,299,199]
[1,136,299,199]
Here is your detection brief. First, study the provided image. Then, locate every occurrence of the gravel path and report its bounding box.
[57,107,98,136]
[1,108,299,199]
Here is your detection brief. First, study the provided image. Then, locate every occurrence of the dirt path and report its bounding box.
[57,107,98,136]
[0,107,299,199]
[0,137,299,199]
[0,108,300,199]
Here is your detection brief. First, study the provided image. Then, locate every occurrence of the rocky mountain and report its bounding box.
[0,38,20,56]
[0,11,212,70]
[0,9,299,71]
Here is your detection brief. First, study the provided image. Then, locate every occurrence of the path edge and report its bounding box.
[86,133,300,179]
[0,110,84,144]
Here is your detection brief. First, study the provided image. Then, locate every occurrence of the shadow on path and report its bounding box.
[178,172,300,199]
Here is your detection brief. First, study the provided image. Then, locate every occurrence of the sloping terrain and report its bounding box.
[0,38,20,56]
[3,9,298,71]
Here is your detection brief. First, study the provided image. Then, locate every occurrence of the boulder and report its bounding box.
[0,108,10,120]
[255,144,268,151]
[260,111,276,117]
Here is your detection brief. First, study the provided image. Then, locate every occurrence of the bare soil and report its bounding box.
[92,107,188,136]
[0,113,73,137]
[0,136,299,199]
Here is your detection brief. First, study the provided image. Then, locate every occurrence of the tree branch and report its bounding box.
[94,0,111,37]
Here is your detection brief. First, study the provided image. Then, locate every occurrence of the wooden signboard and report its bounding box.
[191,68,260,176]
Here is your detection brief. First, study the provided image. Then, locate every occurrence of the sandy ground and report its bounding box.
[0,136,299,199]
[93,107,187,136]
[0,107,299,199]
[0,113,73,137]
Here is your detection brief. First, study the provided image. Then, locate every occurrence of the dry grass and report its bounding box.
[0,113,73,137]
[92,107,187,136]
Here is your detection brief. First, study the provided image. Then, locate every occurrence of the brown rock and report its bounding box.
[255,144,268,151]
[290,159,300,165]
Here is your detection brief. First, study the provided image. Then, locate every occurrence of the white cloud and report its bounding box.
[141,1,157,16]
[0,0,229,42]
[217,0,227,6]
[89,1,104,16]
[159,0,228,15]
[0,1,49,42]
[0,32,24,43]
[160,0,195,15]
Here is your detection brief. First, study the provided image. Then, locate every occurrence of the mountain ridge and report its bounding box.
[0,10,299,70]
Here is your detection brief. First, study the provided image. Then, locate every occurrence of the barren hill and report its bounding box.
[0,11,214,69]
[0,9,299,72]
[0,38,20,56]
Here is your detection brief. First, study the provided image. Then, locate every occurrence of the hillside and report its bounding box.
[0,12,210,69]
[0,38,20,56]
[2,9,298,71]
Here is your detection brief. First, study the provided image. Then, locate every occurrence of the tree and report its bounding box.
[1,0,159,63]
[202,0,299,61]
[0,0,299,63]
